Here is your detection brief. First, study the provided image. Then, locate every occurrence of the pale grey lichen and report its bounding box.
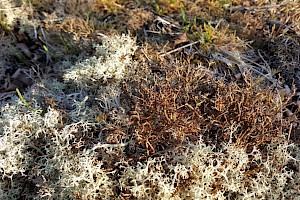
[119,139,300,200]
[63,34,137,88]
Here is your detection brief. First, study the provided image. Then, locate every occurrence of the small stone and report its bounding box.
[284,84,291,96]
[235,73,242,80]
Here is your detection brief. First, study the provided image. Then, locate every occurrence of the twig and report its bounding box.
[143,30,162,34]
[287,123,293,141]
[226,4,280,12]
[141,49,151,61]
[160,41,200,57]
[96,32,108,38]
[144,30,182,36]
[155,16,181,29]
[92,142,129,151]
[0,7,21,11]
[39,27,61,55]
[0,91,15,100]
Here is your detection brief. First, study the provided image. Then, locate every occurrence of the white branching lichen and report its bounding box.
[63,34,137,87]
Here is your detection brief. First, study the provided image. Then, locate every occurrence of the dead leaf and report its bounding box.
[17,43,32,58]
[4,68,33,92]
[173,33,189,46]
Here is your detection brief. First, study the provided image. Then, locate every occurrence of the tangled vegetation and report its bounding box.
[0,0,299,199]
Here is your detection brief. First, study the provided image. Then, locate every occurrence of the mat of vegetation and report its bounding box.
[0,0,300,199]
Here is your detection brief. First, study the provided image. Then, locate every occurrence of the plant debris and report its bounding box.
[0,0,299,199]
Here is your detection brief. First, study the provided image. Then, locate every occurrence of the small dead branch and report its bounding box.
[92,142,129,151]
[160,41,200,57]
[226,4,280,12]
[155,16,181,29]
[0,7,21,11]
[0,91,15,100]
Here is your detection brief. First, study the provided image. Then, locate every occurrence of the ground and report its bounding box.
[0,0,300,199]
